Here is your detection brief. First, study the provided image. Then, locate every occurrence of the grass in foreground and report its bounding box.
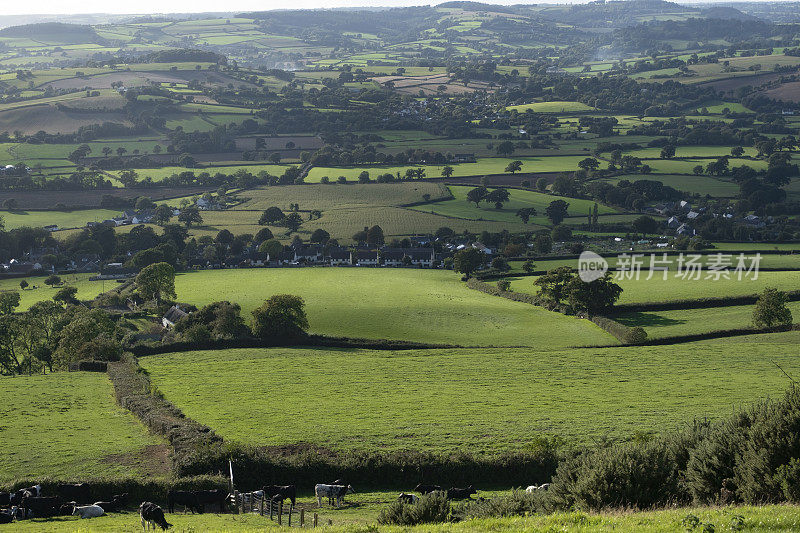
[4,502,800,532]
[173,268,614,347]
[0,372,164,483]
[140,332,800,452]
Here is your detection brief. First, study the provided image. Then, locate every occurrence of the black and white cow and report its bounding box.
[140,502,172,531]
[398,493,419,504]
[314,484,354,508]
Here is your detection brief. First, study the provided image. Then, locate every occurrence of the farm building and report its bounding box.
[162,305,189,328]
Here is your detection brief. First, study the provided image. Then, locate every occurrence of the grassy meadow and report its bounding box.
[503,271,800,304]
[0,372,164,483]
[7,504,800,532]
[0,274,108,310]
[409,185,615,226]
[140,332,800,453]
[173,268,614,347]
[616,302,800,338]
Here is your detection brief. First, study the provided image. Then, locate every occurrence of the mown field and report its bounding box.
[510,253,800,272]
[0,209,120,230]
[173,268,613,347]
[409,185,616,226]
[140,332,800,453]
[0,274,108,310]
[232,182,452,210]
[503,271,800,304]
[0,372,164,483]
[616,302,800,338]
[5,504,800,532]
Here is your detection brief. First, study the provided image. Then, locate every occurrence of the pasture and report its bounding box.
[141,332,800,453]
[0,274,107,310]
[616,302,800,339]
[173,268,613,347]
[409,185,615,226]
[6,504,800,532]
[232,182,452,211]
[503,271,800,304]
[0,209,119,230]
[0,372,164,483]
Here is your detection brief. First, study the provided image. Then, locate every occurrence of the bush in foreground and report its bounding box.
[378,492,451,526]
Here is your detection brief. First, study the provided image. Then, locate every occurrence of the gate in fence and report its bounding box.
[231,490,324,527]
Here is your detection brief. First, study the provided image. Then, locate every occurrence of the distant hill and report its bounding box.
[0,22,105,44]
[701,6,759,21]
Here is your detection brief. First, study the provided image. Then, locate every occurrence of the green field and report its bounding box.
[5,503,800,532]
[141,331,800,453]
[233,182,452,210]
[0,209,119,230]
[0,274,107,310]
[506,101,596,112]
[615,301,800,338]
[409,185,616,226]
[504,271,800,304]
[173,268,613,347]
[305,156,592,183]
[0,372,163,483]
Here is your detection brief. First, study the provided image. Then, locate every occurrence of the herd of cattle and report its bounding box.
[0,484,126,523]
[0,480,539,527]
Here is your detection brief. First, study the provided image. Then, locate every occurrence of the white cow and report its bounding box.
[72,504,105,519]
[314,484,354,508]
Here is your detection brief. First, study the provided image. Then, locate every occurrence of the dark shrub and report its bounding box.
[378,492,451,525]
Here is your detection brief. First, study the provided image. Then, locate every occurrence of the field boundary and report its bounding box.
[111,352,560,488]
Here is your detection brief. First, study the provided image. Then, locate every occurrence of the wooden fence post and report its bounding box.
[269,499,274,520]
[278,501,283,525]
[300,508,305,527]
[288,505,292,527]
[313,512,318,527]
[260,496,264,516]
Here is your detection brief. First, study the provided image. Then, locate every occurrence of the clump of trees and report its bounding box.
[535,266,622,314]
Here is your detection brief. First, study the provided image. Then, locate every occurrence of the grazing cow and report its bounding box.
[398,493,419,504]
[0,510,12,524]
[72,504,105,519]
[21,496,61,518]
[58,483,91,503]
[140,502,171,531]
[193,490,227,513]
[314,484,354,508]
[414,484,442,495]
[446,486,477,501]
[0,492,10,507]
[167,490,201,514]
[93,493,128,513]
[262,485,296,506]
[21,484,41,497]
[525,483,550,493]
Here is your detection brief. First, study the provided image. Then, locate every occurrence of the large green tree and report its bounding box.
[753,288,793,328]
[453,248,485,278]
[136,262,177,304]
[251,294,309,340]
